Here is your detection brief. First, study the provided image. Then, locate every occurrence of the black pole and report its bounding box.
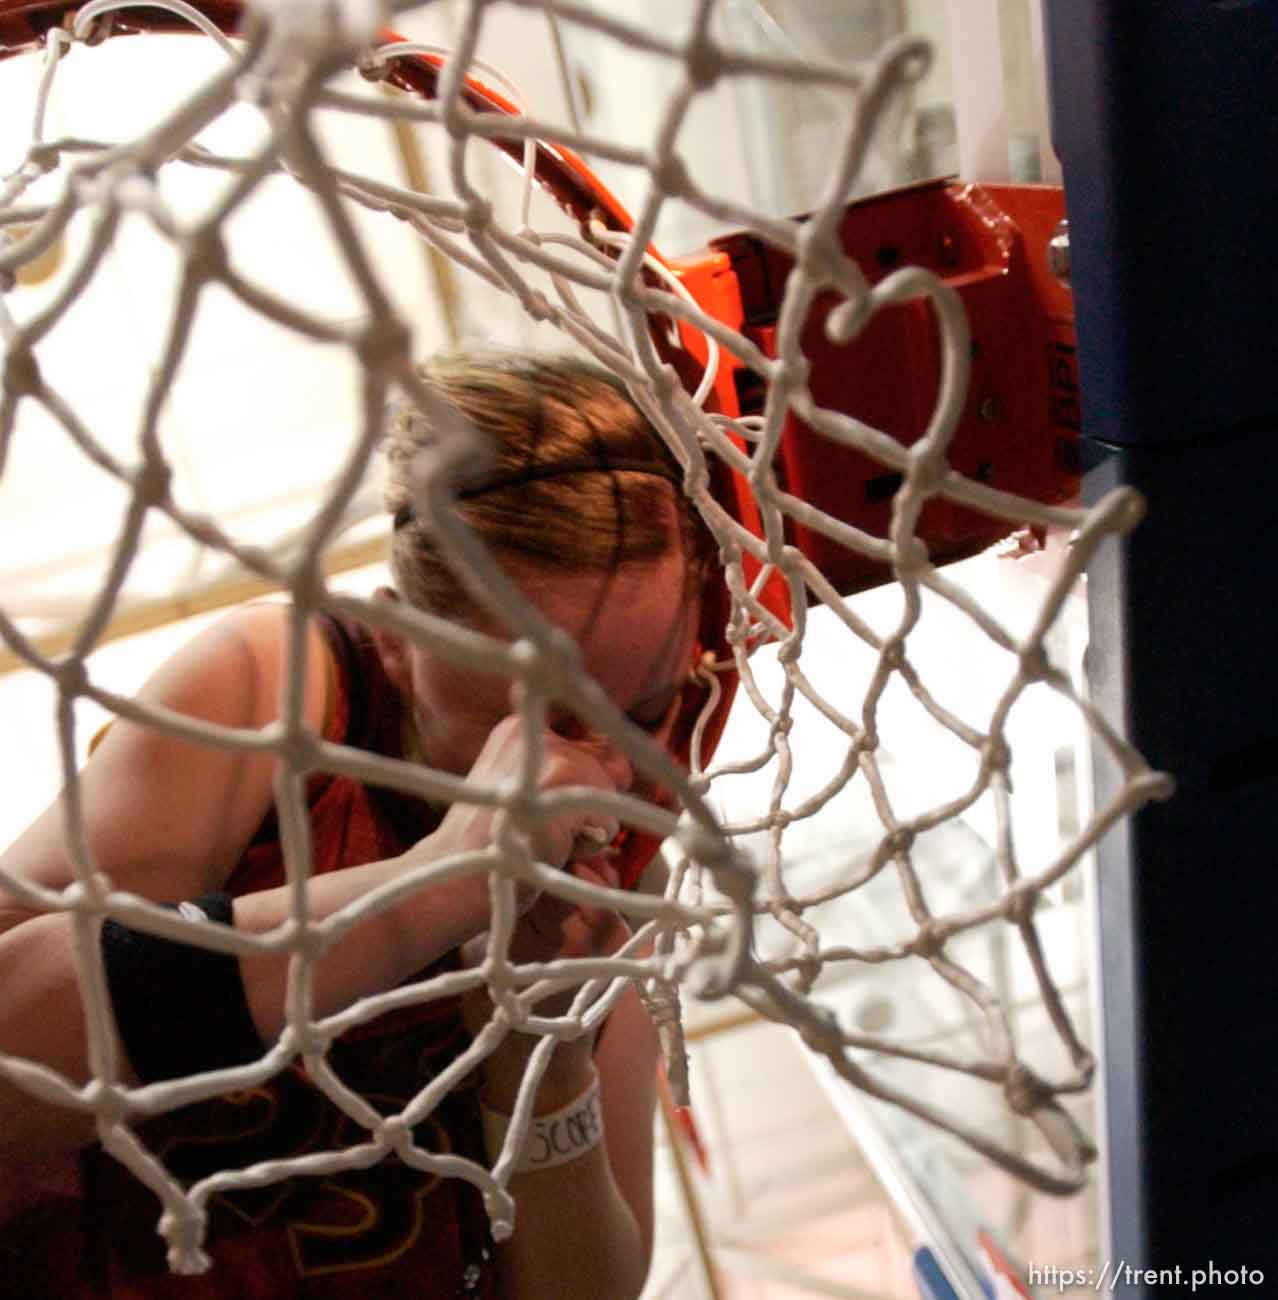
[1042,2,1278,1294]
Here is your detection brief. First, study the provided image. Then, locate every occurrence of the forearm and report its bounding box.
[0,842,490,1156]
[483,1042,650,1300]
[0,911,109,1153]
[233,847,489,1044]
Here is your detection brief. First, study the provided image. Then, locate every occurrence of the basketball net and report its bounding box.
[0,0,1172,1273]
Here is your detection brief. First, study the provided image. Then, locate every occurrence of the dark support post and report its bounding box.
[1042,2,1278,1294]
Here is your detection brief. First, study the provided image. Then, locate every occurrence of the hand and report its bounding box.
[463,861,633,1110]
[425,714,633,914]
[509,860,631,969]
[461,860,632,1023]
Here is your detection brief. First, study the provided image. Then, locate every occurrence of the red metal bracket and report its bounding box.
[673,179,1079,597]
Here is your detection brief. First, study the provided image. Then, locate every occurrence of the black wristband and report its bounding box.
[100,892,265,1083]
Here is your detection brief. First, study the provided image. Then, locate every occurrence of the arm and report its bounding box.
[472,868,659,1300]
[489,991,658,1300]
[0,605,492,1155]
[0,610,636,1157]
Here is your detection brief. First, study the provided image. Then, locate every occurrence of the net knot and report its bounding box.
[775,631,801,667]
[183,228,229,282]
[683,36,723,90]
[283,1019,331,1057]
[280,915,327,963]
[160,1208,212,1275]
[788,952,822,993]
[1004,887,1036,929]
[26,145,60,176]
[796,1004,839,1052]
[906,448,947,494]
[377,1115,411,1151]
[795,225,845,287]
[356,315,412,371]
[884,826,914,857]
[54,655,90,697]
[86,1079,129,1129]
[131,457,172,507]
[1018,644,1049,682]
[771,354,810,395]
[674,812,732,868]
[507,638,543,676]
[1003,1062,1048,1116]
[649,151,691,199]
[611,277,642,312]
[983,737,1011,773]
[2,345,42,398]
[907,923,939,958]
[462,198,493,232]
[879,639,906,671]
[893,536,930,578]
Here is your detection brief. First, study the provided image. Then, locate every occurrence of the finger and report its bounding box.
[529,887,576,929]
[568,861,623,932]
[572,861,620,891]
[569,728,633,793]
[569,817,621,864]
[563,867,629,958]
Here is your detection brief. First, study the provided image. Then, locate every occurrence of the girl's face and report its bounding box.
[378,542,699,784]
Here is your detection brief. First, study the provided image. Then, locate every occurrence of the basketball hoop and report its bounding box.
[0,0,1172,1274]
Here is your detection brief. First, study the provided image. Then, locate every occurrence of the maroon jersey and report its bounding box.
[0,613,498,1299]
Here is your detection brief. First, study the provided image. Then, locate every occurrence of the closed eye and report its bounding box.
[627,710,664,732]
[626,685,680,732]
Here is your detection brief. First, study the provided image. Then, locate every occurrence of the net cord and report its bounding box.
[0,0,1175,1273]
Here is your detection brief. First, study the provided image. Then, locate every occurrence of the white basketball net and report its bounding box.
[0,0,1172,1275]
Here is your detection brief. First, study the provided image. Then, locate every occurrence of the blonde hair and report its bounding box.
[383,354,715,618]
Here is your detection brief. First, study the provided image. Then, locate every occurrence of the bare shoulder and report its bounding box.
[0,604,335,918]
[132,602,330,732]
